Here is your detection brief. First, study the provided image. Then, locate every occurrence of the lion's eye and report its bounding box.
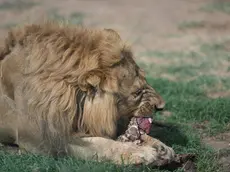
[133,89,142,97]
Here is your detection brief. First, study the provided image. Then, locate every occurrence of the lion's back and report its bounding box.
[0,22,96,63]
[0,21,123,77]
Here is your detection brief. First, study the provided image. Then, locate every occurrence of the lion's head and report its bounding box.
[75,28,165,138]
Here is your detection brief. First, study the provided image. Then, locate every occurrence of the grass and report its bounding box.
[137,39,230,81]
[201,2,230,14]
[48,9,85,25]
[151,78,230,135]
[0,150,156,172]
[47,9,66,22]
[0,19,229,171]
[0,76,227,172]
[135,40,230,171]
[178,21,205,30]
[69,12,85,25]
[0,23,17,30]
[0,0,38,11]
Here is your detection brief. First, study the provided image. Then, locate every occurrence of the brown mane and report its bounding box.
[0,21,131,144]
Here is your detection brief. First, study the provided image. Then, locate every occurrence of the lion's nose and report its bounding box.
[155,101,165,111]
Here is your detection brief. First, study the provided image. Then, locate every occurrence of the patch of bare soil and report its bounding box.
[192,121,209,131]
[202,132,230,171]
[218,153,230,172]
[160,74,178,81]
[207,91,230,99]
[202,132,230,150]
[203,137,230,151]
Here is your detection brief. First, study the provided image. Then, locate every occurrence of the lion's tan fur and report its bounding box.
[0,21,129,139]
[83,93,118,137]
[0,20,173,162]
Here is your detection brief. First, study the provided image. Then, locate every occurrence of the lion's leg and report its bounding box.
[140,134,175,164]
[0,94,46,155]
[68,136,176,166]
[0,110,49,155]
[0,95,18,145]
[68,136,162,165]
[116,117,175,165]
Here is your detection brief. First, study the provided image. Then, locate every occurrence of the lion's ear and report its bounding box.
[86,75,101,88]
[104,28,121,40]
[79,70,105,92]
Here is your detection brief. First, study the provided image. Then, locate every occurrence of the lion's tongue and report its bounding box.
[136,117,153,134]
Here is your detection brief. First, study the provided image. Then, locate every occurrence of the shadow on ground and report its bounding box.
[150,121,189,147]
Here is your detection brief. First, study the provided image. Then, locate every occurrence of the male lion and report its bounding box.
[0,21,175,165]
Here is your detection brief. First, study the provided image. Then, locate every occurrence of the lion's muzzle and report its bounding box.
[134,86,165,117]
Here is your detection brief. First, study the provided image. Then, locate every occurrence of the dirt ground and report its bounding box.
[0,0,230,170]
[1,0,230,51]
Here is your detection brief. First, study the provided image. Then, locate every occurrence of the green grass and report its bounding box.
[0,0,38,10]
[138,50,200,59]
[201,2,230,14]
[151,78,230,135]
[0,23,17,29]
[137,39,230,81]
[0,76,228,172]
[0,150,158,172]
[135,40,230,171]
[69,12,85,25]
[178,21,205,30]
[48,9,85,25]
[149,77,230,172]
[0,30,229,171]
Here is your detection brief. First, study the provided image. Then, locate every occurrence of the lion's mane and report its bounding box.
[0,21,131,153]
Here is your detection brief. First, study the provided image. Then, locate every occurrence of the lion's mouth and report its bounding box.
[135,117,153,134]
[136,117,153,123]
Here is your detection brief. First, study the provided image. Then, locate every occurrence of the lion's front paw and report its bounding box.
[115,144,159,165]
[140,135,175,165]
[152,142,175,166]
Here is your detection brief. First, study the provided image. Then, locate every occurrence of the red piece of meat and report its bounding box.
[136,117,153,134]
